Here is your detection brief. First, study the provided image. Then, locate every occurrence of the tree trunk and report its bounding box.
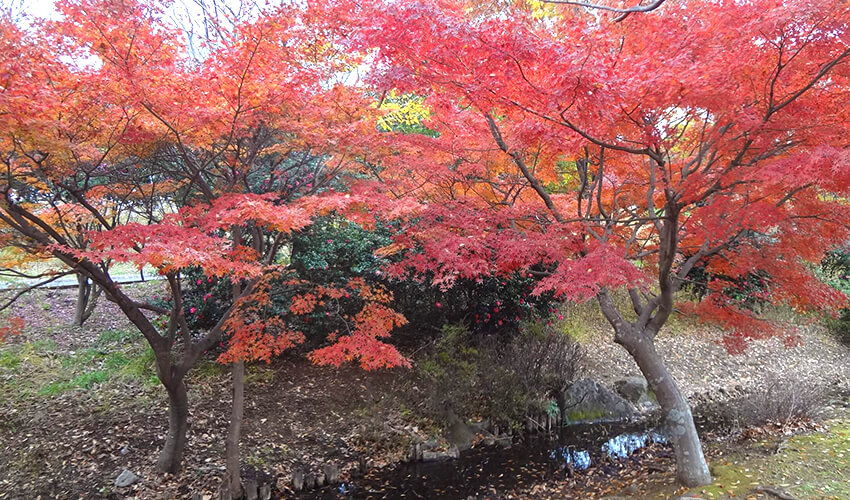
[618,330,711,487]
[157,378,190,474]
[74,274,91,326]
[224,361,245,498]
[74,274,102,326]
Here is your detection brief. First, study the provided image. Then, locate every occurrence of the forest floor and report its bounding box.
[0,283,848,499]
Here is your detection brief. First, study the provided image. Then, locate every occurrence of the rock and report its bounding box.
[469,419,491,434]
[562,379,639,423]
[316,473,326,488]
[259,484,271,500]
[446,412,476,451]
[244,479,258,500]
[613,377,649,404]
[496,436,512,448]
[421,438,440,451]
[422,446,460,461]
[114,470,139,488]
[291,468,305,491]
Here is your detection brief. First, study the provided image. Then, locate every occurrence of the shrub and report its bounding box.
[683,261,772,312]
[738,380,826,427]
[698,379,827,431]
[179,215,564,349]
[419,322,585,427]
[390,272,558,335]
[821,243,850,344]
[292,216,563,334]
[493,321,585,419]
[827,308,850,345]
[179,267,237,331]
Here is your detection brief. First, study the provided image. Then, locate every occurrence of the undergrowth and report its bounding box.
[0,328,159,402]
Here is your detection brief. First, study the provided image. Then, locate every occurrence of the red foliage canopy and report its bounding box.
[357,0,850,348]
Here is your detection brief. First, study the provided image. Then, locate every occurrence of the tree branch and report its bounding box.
[540,0,667,21]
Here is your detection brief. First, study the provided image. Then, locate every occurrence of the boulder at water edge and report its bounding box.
[562,379,639,423]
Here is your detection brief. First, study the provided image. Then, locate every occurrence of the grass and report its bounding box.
[0,328,160,401]
[685,413,850,499]
[193,359,227,379]
[97,328,142,344]
[0,349,21,369]
[564,408,606,424]
[551,289,703,343]
[245,363,276,384]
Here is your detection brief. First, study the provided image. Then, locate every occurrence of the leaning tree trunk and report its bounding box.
[617,329,711,487]
[157,376,190,473]
[223,361,245,499]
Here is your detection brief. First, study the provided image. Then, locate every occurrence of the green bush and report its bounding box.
[821,243,850,344]
[683,261,772,311]
[178,215,565,352]
[827,309,850,345]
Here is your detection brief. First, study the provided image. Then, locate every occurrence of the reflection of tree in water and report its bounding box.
[550,429,667,473]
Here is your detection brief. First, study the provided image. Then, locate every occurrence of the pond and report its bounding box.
[303,421,670,499]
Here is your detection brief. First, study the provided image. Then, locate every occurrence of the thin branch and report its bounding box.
[0,271,74,312]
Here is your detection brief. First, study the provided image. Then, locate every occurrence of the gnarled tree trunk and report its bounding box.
[616,327,711,487]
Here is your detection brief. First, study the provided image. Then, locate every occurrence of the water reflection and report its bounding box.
[602,430,667,458]
[550,446,592,470]
[550,429,667,469]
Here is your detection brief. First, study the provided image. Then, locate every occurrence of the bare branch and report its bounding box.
[540,0,667,21]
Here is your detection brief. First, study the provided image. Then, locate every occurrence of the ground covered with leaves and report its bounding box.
[1,284,849,499]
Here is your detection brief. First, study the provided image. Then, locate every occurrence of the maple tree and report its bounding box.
[4,0,850,493]
[359,0,850,486]
[0,0,410,490]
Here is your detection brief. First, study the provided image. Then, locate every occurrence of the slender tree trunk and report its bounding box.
[157,378,190,473]
[74,274,102,326]
[74,274,91,326]
[618,329,711,487]
[224,361,245,498]
[223,225,245,498]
